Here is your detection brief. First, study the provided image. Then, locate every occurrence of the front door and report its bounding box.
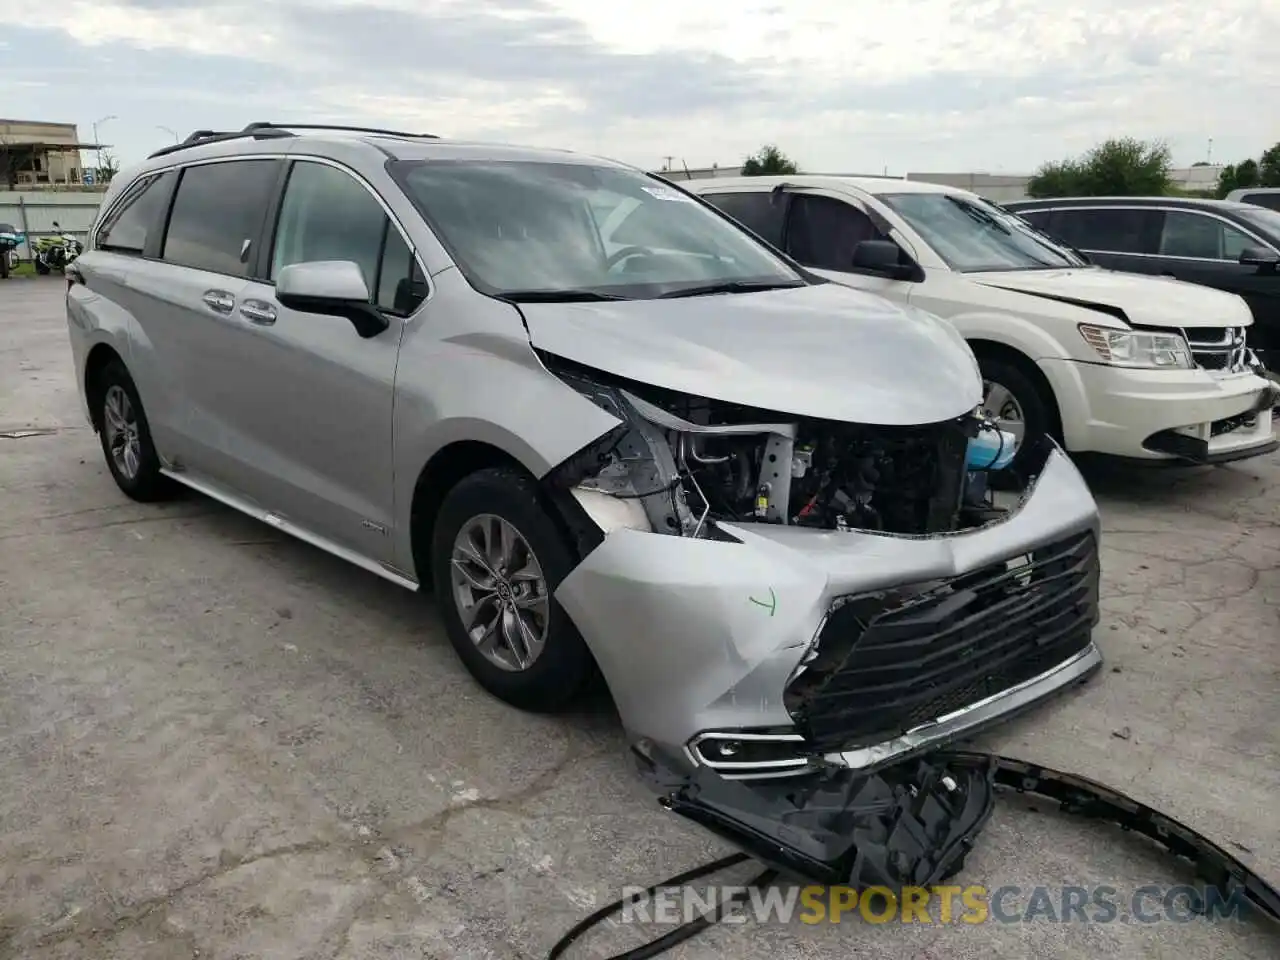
[221,158,426,562]
[780,192,910,302]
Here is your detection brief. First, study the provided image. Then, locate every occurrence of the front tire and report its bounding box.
[94,359,179,502]
[975,353,1056,475]
[430,466,595,712]
[34,258,49,275]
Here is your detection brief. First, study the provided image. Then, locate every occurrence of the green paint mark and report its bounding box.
[748,587,777,617]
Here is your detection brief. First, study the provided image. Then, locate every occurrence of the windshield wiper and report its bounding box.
[657,280,805,299]
[495,289,632,303]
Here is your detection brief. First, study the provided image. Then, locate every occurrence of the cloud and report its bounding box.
[7,0,1280,174]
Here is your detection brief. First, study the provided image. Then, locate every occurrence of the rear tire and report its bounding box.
[94,359,180,502]
[430,466,595,712]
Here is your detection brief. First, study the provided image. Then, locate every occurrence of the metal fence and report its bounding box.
[0,191,106,261]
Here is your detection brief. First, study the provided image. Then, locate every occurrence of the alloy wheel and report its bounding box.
[103,384,142,480]
[981,379,1026,442]
[449,514,551,672]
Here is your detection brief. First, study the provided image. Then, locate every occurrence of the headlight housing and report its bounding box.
[1078,324,1193,369]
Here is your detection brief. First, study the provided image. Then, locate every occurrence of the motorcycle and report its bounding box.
[0,222,22,280]
[32,221,83,275]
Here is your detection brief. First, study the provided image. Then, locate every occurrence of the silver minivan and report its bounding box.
[67,123,1103,871]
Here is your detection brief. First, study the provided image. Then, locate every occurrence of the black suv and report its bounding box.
[1004,196,1280,372]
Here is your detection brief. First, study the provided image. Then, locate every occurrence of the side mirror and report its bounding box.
[52,220,60,229]
[852,239,922,281]
[1239,246,1279,271]
[275,260,389,338]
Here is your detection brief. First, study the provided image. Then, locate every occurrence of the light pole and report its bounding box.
[158,125,179,143]
[92,115,117,176]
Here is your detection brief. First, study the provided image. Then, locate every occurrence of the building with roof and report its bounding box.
[0,119,105,190]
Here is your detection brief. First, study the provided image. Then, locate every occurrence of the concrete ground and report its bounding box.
[1,274,1277,959]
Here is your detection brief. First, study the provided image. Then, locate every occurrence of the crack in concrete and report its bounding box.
[13,744,611,958]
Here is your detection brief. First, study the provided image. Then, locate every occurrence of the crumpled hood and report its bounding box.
[967,267,1254,329]
[519,283,983,425]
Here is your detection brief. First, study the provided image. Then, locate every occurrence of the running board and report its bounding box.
[159,468,419,591]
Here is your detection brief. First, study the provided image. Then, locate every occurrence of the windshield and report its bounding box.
[879,192,1086,272]
[389,159,805,299]
[1235,205,1280,240]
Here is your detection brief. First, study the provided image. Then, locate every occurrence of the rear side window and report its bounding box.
[785,194,884,270]
[96,173,173,254]
[1241,193,1280,212]
[703,191,786,246]
[270,159,426,316]
[162,160,280,276]
[1046,208,1160,254]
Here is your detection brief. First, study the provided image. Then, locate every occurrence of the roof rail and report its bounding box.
[146,121,439,160]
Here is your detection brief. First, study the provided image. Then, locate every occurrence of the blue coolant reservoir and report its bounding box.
[966,427,1018,471]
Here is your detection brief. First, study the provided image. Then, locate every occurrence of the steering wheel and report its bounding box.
[606,245,655,270]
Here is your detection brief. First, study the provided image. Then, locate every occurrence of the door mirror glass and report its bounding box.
[1239,245,1280,267]
[276,260,389,338]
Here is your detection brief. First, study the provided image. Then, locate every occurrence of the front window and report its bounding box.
[879,192,1085,272]
[388,160,805,300]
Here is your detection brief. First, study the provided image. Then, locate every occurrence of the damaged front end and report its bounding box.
[539,351,1103,882]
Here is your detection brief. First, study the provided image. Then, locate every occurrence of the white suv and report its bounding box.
[689,176,1279,467]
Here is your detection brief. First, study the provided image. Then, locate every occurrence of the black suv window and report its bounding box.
[1158,210,1255,260]
[1046,208,1159,254]
[786,194,883,270]
[96,172,174,255]
[162,160,280,276]
[703,191,786,246]
[271,160,425,316]
[1240,192,1280,212]
[1014,209,1052,231]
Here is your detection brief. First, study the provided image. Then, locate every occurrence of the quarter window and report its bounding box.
[270,160,425,316]
[786,194,883,270]
[1046,208,1159,254]
[96,172,173,254]
[162,160,280,276]
[703,191,787,247]
[1158,211,1255,260]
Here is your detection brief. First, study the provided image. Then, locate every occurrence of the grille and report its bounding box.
[1186,327,1252,373]
[784,531,1100,753]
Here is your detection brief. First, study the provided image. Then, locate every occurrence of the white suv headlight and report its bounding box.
[1078,324,1193,369]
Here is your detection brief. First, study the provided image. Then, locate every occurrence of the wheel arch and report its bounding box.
[968,338,1064,441]
[83,342,127,434]
[407,440,602,589]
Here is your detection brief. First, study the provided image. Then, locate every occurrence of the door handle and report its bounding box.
[202,290,236,314]
[239,299,277,325]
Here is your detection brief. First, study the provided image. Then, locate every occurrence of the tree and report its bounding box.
[95,150,120,185]
[741,144,797,176]
[1217,159,1259,198]
[1260,143,1280,187]
[1027,137,1172,198]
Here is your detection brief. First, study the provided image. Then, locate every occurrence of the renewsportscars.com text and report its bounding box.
[619,883,1253,926]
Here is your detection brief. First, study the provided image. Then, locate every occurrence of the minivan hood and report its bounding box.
[519,283,983,425]
[967,267,1253,329]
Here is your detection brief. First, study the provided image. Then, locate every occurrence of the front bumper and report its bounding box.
[1042,358,1278,462]
[555,436,1102,777]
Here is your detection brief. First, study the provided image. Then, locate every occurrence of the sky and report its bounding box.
[3,0,1277,177]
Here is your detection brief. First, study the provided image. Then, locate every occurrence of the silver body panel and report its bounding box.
[66,131,1103,777]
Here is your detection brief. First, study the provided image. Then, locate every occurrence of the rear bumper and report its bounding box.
[555,436,1102,777]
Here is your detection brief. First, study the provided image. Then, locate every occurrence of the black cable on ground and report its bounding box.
[547,852,777,960]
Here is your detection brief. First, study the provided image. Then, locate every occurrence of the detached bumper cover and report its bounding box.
[634,746,1280,925]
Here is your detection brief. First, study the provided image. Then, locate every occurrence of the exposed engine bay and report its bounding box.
[542,353,1025,539]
